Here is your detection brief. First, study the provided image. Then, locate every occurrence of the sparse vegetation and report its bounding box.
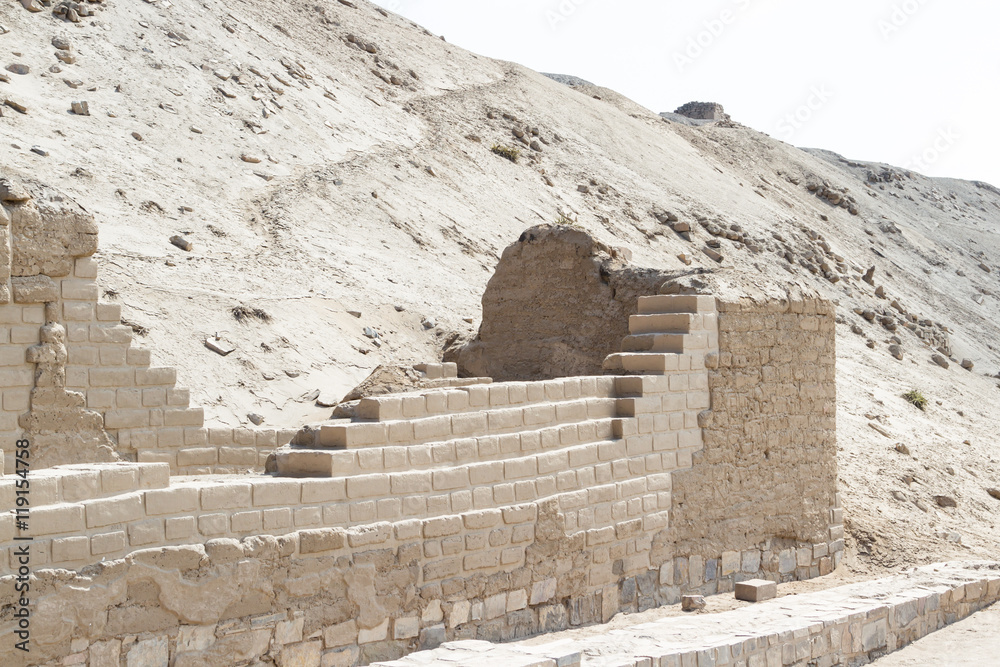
[491,143,520,163]
[555,213,578,227]
[103,289,119,300]
[120,317,149,336]
[232,305,273,324]
[903,389,927,411]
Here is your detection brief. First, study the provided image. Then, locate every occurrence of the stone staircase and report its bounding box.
[603,294,718,374]
[274,376,622,478]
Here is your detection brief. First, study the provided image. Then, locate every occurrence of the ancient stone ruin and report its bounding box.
[0,183,995,666]
[673,102,731,122]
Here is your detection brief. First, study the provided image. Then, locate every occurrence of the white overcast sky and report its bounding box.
[373,0,1000,188]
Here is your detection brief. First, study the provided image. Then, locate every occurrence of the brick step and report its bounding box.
[276,416,622,478]
[268,438,678,526]
[356,376,617,422]
[0,462,170,507]
[637,294,716,314]
[306,397,620,450]
[628,313,698,335]
[621,333,709,353]
[604,352,692,374]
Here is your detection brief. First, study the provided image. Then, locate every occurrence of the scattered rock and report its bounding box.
[190,126,203,134]
[169,235,193,251]
[703,247,723,263]
[681,595,706,611]
[300,389,320,403]
[55,50,76,65]
[894,443,910,456]
[979,262,991,273]
[888,344,903,360]
[6,64,29,75]
[862,266,875,285]
[131,131,143,141]
[421,317,437,329]
[933,495,957,508]
[672,221,691,233]
[677,253,692,266]
[874,285,885,299]
[850,324,863,335]
[987,488,1000,501]
[347,310,362,318]
[577,185,589,194]
[70,100,89,116]
[20,0,43,12]
[0,177,31,202]
[204,337,235,356]
[247,413,265,426]
[213,69,231,80]
[961,359,974,370]
[868,422,891,438]
[30,146,49,157]
[931,354,949,369]
[363,326,379,339]
[241,154,262,163]
[284,370,301,378]
[4,98,28,114]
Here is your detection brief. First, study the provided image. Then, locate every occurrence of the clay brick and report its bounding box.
[251,479,301,506]
[164,407,204,427]
[347,474,390,499]
[126,348,152,366]
[90,531,127,555]
[390,471,432,494]
[128,520,164,546]
[219,447,258,466]
[200,483,251,510]
[84,493,143,528]
[32,503,85,535]
[51,536,89,563]
[735,579,778,602]
[198,513,229,536]
[63,302,94,321]
[89,367,134,387]
[231,510,262,533]
[424,516,462,538]
[413,415,452,441]
[62,280,99,301]
[135,367,176,386]
[74,257,99,278]
[177,448,217,467]
[96,303,122,322]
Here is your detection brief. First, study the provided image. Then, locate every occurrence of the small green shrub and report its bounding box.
[491,143,520,163]
[903,389,927,411]
[555,213,577,226]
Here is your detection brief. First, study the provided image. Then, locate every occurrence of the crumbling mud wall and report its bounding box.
[0,282,841,667]
[0,177,290,475]
[452,225,669,381]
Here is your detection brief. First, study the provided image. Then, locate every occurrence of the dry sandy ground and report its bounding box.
[874,603,1000,665]
[1,0,998,584]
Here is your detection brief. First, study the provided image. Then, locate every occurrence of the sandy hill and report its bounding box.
[2,0,999,575]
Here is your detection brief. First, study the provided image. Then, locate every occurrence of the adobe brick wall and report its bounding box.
[0,180,290,476]
[0,291,842,667]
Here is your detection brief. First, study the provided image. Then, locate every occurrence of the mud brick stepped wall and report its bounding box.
[0,282,842,666]
[0,181,293,476]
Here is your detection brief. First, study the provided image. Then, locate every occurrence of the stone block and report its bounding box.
[84,493,144,528]
[735,579,777,602]
[11,275,58,303]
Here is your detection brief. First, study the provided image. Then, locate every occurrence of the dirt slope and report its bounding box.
[1,0,998,573]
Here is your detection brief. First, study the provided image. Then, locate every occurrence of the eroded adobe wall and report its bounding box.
[453,224,670,381]
[669,295,841,578]
[0,177,289,475]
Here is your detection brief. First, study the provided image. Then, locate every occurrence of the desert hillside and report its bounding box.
[2,0,999,575]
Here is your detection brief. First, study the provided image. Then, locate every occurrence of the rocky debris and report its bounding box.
[888,344,903,360]
[674,101,730,122]
[204,337,235,356]
[931,354,950,369]
[681,595,706,612]
[169,235,193,251]
[190,126,203,134]
[934,495,957,508]
[894,443,911,455]
[703,247,723,263]
[869,422,892,438]
[131,131,143,141]
[240,154,262,164]
[677,253,692,266]
[806,181,859,215]
[979,262,991,273]
[862,266,876,285]
[30,146,49,157]
[345,33,378,54]
[20,0,44,12]
[6,64,29,75]
[961,358,974,370]
[247,412,264,426]
[987,488,1000,501]
[0,177,31,203]
[70,100,89,116]
[55,49,76,65]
